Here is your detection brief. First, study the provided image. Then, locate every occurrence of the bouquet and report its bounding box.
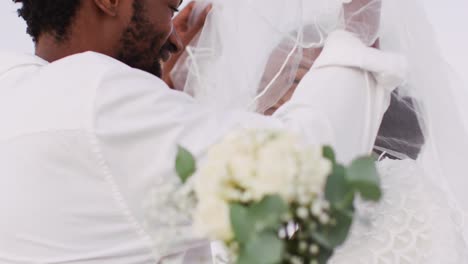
[174,129,381,264]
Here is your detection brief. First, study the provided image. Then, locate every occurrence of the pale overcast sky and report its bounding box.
[1,0,467,83]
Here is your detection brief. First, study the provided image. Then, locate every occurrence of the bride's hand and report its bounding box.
[162,2,212,89]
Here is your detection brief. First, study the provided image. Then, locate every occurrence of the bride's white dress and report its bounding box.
[330,159,468,263]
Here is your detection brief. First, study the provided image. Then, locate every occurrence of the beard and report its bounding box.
[116,1,167,77]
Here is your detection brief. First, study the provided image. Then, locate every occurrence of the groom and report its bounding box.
[0,0,405,263]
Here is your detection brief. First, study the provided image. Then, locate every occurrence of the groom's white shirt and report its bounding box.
[0,31,406,264]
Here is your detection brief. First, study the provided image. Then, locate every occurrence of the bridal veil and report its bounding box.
[171,0,468,247]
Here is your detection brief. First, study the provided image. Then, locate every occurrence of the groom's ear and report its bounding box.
[93,0,120,17]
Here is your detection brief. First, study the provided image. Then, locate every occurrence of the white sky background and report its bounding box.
[1,0,467,83]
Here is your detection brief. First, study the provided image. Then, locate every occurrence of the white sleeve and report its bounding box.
[277,30,407,163]
[90,30,406,260]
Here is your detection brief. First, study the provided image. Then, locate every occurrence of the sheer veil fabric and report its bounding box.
[170,0,468,261]
[378,0,468,242]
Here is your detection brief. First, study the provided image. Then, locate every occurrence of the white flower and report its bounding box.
[296,207,309,219]
[297,147,332,197]
[311,201,323,217]
[299,241,308,252]
[192,128,332,241]
[193,199,233,241]
[309,244,320,255]
[226,154,257,190]
[319,212,330,224]
[250,133,299,201]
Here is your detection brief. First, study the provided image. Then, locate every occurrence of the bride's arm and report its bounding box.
[274,30,406,163]
[265,0,381,114]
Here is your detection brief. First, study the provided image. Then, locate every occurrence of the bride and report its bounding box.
[167,0,468,263]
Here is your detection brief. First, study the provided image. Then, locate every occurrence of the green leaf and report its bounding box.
[175,146,196,183]
[231,196,287,248]
[310,232,334,250]
[322,146,336,164]
[238,232,284,264]
[310,207,353,249]
[325,164,352,208]
[248,195,287,233]
[230,203,253,244]
[327,207,353,247]
[346,157,382,201]
[317,248,334,264]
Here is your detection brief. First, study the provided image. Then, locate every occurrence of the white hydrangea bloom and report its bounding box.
[247,132,299,201]
[193,198,233,241]
[193,129,332,241]
[297,147,332,198]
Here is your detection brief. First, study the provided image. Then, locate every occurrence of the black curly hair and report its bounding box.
[13,0,82,43]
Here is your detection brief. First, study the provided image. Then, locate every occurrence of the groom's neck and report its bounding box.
[35,32,115,63]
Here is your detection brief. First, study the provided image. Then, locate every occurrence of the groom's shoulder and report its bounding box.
[0,51,169,141]
[50,51,134,77]
[49,51,167,90]
[62,51,126,67]
[38,51,167,100]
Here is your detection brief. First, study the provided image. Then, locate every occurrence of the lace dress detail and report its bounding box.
[330,159,468,264]
[146,159,468,263]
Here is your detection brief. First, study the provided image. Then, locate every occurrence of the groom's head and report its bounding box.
[14,0,183,77]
